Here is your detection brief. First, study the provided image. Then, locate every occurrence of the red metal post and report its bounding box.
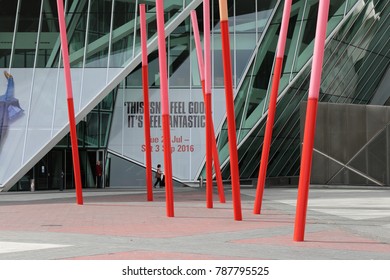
[56,0,83,205]
[219,0,242,221]
[254,0,293,214]
[203,0,214,209]
[294,0,330,241]
[294,98,318,240]
[156,0,174,217]
[191,11,225,203]
[140,4,153,201]
[202,82,226,203]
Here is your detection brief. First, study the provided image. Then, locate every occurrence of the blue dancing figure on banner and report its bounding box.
[0,71,23,149]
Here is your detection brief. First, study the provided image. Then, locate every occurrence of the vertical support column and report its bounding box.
[218,0,242,221]
[254,0,292,214]
[56,0,83,205]
[191,11,225,204]
[156,0,174,217]
[203,0,214,209]
[140,4,153,201]
[294,0,330,241]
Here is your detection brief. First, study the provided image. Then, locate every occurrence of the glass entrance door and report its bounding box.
[79,149,106,188]
[95,150,105,188]
[25,149,106,191]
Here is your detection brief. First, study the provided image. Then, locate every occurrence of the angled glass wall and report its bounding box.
[1,0,205,190]
[218,0,390,182]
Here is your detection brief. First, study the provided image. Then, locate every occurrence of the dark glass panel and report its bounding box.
[12,0,42,67]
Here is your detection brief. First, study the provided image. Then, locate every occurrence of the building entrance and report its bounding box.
[63,149,106,189]
[15,149,106,191]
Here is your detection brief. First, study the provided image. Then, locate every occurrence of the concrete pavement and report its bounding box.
[0,186,390,260]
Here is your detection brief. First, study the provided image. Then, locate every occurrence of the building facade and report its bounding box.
[0,0,389,191]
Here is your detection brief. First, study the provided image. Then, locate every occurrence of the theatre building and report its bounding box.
[0,0,389,192]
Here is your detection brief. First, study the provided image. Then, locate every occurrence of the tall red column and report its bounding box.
[191,10,225,203]
[254,0,292,214]
[203,0,214,209]
[156,0,174,217]
[140,4,153,201]
[294,0,330,241]
[219,0,242,221]
[56,0,83,205]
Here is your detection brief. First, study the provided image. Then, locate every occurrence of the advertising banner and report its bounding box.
[109,87,226,181]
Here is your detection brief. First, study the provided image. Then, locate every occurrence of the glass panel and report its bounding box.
[36,0,59,67]
[109,1,137,67]
[56,135,69,147]
[169,18,191,87]
[236,1,256,33]
[12,0,42,67]
[85,111,99,147]
[235,35,256,83]
[76,119,86,147]
[191,47,201,87]
[323,1,386,103]
[356,57,390,104]
[212,48,225,87]
[235,1,257,83]
[100,112,111,147]
[294,0,346,74]
[271,142,300,177]
[239,134,262,178]
[236,77,252,141]
[348,0,361,11]
[100,90,115,111]
[165,0,184,12]
[127,49,160,88]
[84,0,113,67]
[0,1,18,68]
[257,0,275,38]
[67,2,88,67]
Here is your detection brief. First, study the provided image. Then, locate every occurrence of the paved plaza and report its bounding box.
[0,186,390,260]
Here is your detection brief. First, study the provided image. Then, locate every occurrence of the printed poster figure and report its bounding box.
[0,71,23,150]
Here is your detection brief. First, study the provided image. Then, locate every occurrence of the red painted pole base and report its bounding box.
[67,98,83,205]
[294,98,318,241]
[201,81,225,203]
[162,114,174,217]
[142,65,153,202]
[221,20,242,221]
[205,94,213,209]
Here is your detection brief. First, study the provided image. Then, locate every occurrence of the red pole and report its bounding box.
[254,0,292,214]
[140,4,153,201]
[156,0,174,217]
[56,0,83,205]
[218,0,242,221]
[191,10,225,204]
[203,0,214,209]
[202,81,226,204]
[294,0,330,241]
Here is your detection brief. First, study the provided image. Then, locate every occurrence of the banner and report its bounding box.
[109,88,226,181]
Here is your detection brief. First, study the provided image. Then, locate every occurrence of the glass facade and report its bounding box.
[0,0,389,191]
[215,0,390,184]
